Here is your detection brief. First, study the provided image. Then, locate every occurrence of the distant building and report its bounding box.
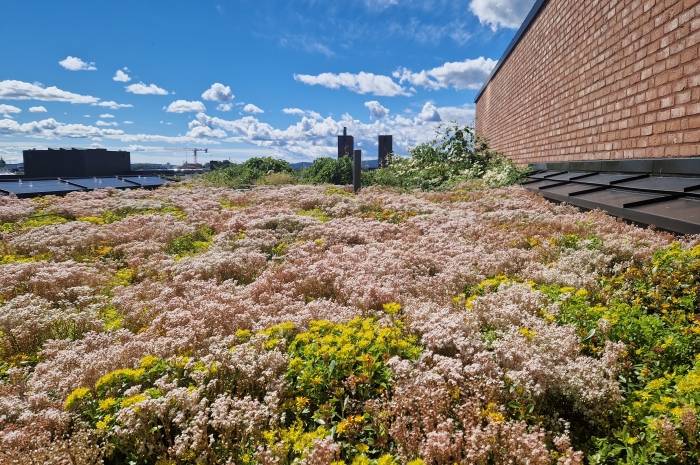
[180,162,204,170]
[23,148,130,178]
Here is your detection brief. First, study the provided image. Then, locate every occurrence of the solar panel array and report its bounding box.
[523,171,700,234]
[0,176,166,198]
[121,176,167,187]
[66,177,137,190]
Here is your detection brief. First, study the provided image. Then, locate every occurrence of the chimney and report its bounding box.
[337,126,354,159]
[378,135,392,168]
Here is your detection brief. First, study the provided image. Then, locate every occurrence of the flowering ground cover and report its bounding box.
[0,182,697,464]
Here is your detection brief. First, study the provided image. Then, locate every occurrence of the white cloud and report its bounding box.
[433,104,476,123]
[416,101,475,123]
[183,100,476,160]
[126,82,169,95]
[201,82,234,102]
[0,80,99,104]
[0,104,21,117]
[242,103,264,114]
[418,102,441,122]
[166,99,206,113]
[99,113,115,118]
[0,116,212,145]
[123,120,134,124]
[217,103,233,112]
[387,17,473,46]
[94,100,133,109]
[279,35,334,57]
[363,0,399,10]
[364,100,389,119]
[282,108,323,119]
[293,72,410,97]
[113,68,131,82]
[469,0,537,30]
[58,55,97,71]
[394,57,497,90]
[0,118,122,139]
[29,106,47,113]
[186,124,228,139]
[96,120,118,127]
[0,80,132,109]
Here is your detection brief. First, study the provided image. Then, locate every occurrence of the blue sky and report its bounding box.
[0,0,535,164]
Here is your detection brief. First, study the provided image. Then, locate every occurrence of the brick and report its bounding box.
[475,0,700,164]
[684,129,700,142]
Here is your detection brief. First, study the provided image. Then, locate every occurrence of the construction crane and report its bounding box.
[182,148,208,165]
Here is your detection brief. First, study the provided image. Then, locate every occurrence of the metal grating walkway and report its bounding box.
[523,167,700,234]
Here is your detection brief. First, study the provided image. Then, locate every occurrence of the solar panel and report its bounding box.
[0,179,83,196]
[67,177,135,189]
[121,176,166,187]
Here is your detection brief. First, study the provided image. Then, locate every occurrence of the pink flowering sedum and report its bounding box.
[0,182,693,464]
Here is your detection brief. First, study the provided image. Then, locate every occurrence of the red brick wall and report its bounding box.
[475,0,700,166]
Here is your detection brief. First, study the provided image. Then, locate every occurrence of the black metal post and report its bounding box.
[353,149,362,193]
[378,135,392,168]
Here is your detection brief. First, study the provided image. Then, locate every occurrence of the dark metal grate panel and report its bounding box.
[545,171,595,181]
[571,172,644,185]
[529,170,565,179]
[572,188,670,208]
[521,163,700,234]
[539,183,600,196]
[613,176,700,193]
[523,179,563,190]
[631,198,700,229]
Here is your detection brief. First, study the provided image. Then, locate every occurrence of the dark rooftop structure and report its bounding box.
[337,127,354,159]
[23,148,130,178]
[378,135,392,168]
[523,158,700,234]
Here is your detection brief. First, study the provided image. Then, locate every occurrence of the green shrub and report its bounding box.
[300,157,352,185]
[202,157,293,188]
[365,125,525,190]
[257,172,297,185]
